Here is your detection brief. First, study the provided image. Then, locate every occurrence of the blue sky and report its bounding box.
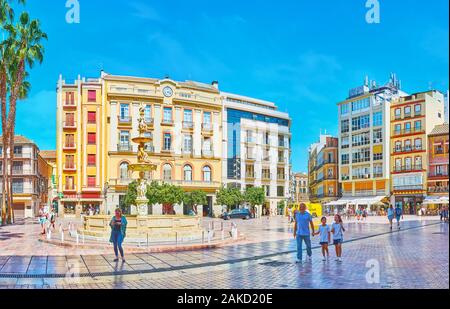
[8,0,450,172]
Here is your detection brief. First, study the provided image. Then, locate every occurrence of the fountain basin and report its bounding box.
[79,215,205,242]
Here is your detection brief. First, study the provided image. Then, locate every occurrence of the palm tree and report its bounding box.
[4,13,46,223]
[1,3,46,223]
[0,0,24,224]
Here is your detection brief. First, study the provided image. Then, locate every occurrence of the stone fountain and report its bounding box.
[78,103,206,243]
[128,103,157,216]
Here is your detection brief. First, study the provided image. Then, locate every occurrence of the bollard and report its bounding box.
[75,232,79,245]
[175,232,178,246]
[61,230,64,243]
[221,229,224,241]
[202,231,204,244]
[47,229,52,240]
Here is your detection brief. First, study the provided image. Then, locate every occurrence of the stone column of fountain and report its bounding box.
[128,103,157,216]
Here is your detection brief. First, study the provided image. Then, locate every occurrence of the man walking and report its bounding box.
[293,203,315,263]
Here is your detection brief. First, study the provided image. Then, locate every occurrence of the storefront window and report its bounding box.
[64,203,76,215]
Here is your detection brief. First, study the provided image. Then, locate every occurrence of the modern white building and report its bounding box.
[221,92,291,215]
[330,74,407,210]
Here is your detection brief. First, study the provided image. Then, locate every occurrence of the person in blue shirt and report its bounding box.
[293,203,315,263]
[110,208,128,262]
[331,214,345,262]
[387,205,395,230]
[395,205,403,230]
[313,216,331,261]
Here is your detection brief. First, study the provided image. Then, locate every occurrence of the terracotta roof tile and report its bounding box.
[40,150,56,159]
[429,123,449,136]
[0,135,35,145]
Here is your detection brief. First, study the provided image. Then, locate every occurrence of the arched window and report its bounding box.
[203,166,211,182]
[163,164,172,181]
[184,165,193,181]
[119,162,129,180]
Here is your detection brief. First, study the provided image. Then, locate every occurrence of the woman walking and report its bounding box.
[110,208,128,262]
[387,205,395,231]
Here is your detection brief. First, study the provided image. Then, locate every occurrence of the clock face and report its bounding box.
[163,86,173,97]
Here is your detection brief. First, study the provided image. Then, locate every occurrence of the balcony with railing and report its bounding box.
[63,99,76,109]
[277,174,286,181]
[428,186,449,193]
[118,116,132,125]
[245,172,255,179]
[182,121,194,129]
[393,164,423,173]
[117,143,133,152]
[352,174,371,180]
[428,171,449,179]
[11,168,33,175]
[145,117,154,126]
[202,123,213,133]
[246,152,256,160]
[161,146,173,153]
[63,163,77,171]
[314,159,336,170]
[62,121,77,129]
[393,146,424,154]
[182,148,193,155]
[202,149,213,157]
[144,144,155,152]
[392,127,424,137]
[63,142,76,151]
[64,185,76,192]
[352,157,371,164]
[161,118,173,126]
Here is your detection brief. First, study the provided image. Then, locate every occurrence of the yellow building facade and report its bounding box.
[390,90,445,214]
[56,73,222,217]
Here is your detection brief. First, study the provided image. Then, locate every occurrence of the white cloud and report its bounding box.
[129,2,162,22]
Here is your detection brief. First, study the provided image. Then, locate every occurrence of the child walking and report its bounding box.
[314,216,331,261]
[331,214,345,262]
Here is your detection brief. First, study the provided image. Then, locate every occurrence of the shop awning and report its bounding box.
[324,196,387,207]
[423,196,449,205]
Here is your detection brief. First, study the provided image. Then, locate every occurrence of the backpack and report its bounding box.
[395,207,402,216]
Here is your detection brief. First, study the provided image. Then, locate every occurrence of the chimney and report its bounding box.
[212,80,219,90]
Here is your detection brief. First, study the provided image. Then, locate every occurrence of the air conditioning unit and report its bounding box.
[374,138,382,143]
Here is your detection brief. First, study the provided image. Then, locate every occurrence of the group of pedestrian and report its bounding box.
[387,204,403,230]
[355,207,368,222]
[38,205,56,235]
[293,203,346,263]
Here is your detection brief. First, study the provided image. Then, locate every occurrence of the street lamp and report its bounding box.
[103,182,110,215]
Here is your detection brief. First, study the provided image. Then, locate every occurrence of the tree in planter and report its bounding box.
[159,183,184,214]
[183,190,207,215]
[216,186,243,211]
[122,181,138,214]
[145,181,163,206]
[244,187,266,217]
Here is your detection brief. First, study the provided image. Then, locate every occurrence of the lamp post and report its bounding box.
[102,182,110,215]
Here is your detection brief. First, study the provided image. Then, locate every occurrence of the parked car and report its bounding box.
[221,208,253,220]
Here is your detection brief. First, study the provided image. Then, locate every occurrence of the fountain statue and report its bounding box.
[128,103,157,215]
